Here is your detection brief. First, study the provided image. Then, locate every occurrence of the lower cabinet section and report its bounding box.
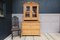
[22,21,40,36]
[22,29,40,36]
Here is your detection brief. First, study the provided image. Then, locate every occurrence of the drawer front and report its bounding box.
[22,22,31,29]
[22,29,40,35]
[22,22,40,26]
[31,22,40,26]
[22,30,31,35]
[22,25,40,30]
[22,22,31,26]
[31,30,40,35]
[22,26,31,30]
[22,22,40,30]
[31,23,40,29]
[31,26,40,29]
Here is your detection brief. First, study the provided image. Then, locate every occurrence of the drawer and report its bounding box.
[22,26,40,30]
[22,29,40,35]
[22,21,40,26]
[22,22,31,26]
[31,26,40,29]
[31,23,40,29]
[22,22,31,29]
[22,26,31,30]
[22,30,32,35]
[22,21,40,30]
[31,30,40,35]
[31,23,40,26]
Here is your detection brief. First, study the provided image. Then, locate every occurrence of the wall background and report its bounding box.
[12,0,60,13]
[0,0,12,40]
[12,14,60,33]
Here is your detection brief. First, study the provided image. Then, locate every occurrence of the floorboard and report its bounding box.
[4,33,60,40]
[25,36,33,40]
[34,36,42,40]
[45,33,54,40]
[49,33,60,40]
[41,33,48,40]
[20,36,26,40]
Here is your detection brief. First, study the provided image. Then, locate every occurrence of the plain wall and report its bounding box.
[12,13,60,33]
[0,0,12,40]
[12,0,60,13]
[59,16,60,33]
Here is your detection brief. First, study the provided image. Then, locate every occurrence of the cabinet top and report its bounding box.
[23,2,39,6]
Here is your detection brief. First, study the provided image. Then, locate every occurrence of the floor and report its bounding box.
[4,33,60,40]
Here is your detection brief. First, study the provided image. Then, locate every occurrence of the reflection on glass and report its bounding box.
[26,6,30,11]
[25,12,30,17]
[32,6,37,17]
[25,6,30,17]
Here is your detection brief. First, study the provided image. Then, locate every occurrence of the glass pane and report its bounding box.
[26,6,30,11]
[32,6,37,17]
[25,12,30,17]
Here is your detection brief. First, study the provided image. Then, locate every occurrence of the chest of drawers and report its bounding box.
[22,21,40,36]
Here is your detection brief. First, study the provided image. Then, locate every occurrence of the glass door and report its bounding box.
[25,6,30,17]
[32,6,37,17]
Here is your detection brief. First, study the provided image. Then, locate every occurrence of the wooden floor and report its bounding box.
[4,33,60,40]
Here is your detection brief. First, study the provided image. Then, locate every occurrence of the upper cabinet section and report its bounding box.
[23,2,39,21]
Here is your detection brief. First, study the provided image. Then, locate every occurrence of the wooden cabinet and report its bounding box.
[22,21,40,35]
[22,2,40,36]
